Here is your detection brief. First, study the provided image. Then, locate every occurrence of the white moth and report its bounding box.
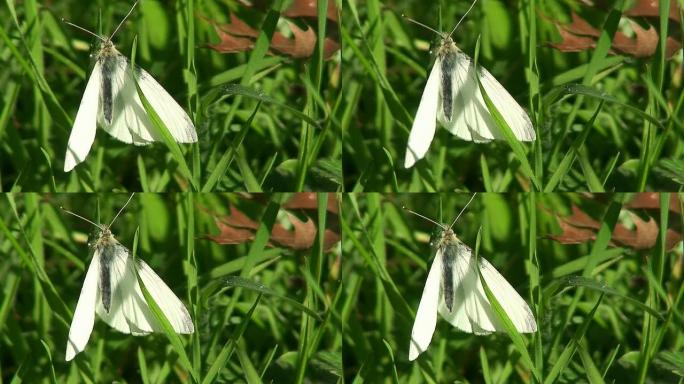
[403,3,536,168]
[63,1,197,172]
[406,196,536,361]
[64,195,194,361]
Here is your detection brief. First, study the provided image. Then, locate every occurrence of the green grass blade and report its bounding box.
[474,227,541,382]
[131,228,198,382]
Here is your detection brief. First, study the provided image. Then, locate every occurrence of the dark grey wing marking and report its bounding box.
[440,243,457,312]
[439,52,457,122]
[100,56,116,124]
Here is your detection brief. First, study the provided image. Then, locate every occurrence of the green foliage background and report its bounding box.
[0,193,341,382]
[342,0,684,192]
[341,193,684,382]
[1,0,341,192]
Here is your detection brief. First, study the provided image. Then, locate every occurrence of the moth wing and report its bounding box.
[104,53,197,145]
[478,63,535,141]
[64,62,102,172]
[479,257,537,333]
[443,53,535,142]
[450,250,536,334]
[96,245,193,335]
[439,246,496,335]
[137,258,194,334]
[454,248,499,334]
[96,245,154,335]
[136,65,198,143]
[437,246,474,333]
[104,55,155,145]
[404,59,441,168]
[408,249,443,361]
[65,254,101,361]
[440,53,485,141]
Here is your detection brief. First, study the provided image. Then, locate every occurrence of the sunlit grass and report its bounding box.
[341,0,684,192]
[0,1,341,192]
[341,192,684,382]
[1,193,341,382]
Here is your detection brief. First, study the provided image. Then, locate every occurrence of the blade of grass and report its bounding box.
[131,228,198,382]
[133,83,197,191]
[201,101,262,192]
[474,227,541,382]
[201,295,262,384]
[544,101,604,191]
[544,294,604,384]
[222,276,322,321]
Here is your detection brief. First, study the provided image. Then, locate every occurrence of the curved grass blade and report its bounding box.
[545,276,664,321]
[474,227,541,382]
[223,276,323,321]
[222,84,321,128]
[131,228,198,382]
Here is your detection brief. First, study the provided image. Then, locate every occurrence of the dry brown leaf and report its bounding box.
[547,215,598,244]
[271,213,318,249]
[220,14,260,38]
[563,12,601,37]
[270,23,317,58]
[613,213,660,249]
[548,6,682,58]
[207,25,254,53]
[546,195,682,251]
[283,0,339,23]
[625,0,681,22]
[613,21,660,57]
[220,205,260,230]
[625,192,683,214]
[202,194,340,251]
[283,192,339,214]
[549,27,598,52]
[202,2,340,60]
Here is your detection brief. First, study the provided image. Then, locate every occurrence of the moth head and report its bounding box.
[429,225,453,247]
[404,194,476,247]
[402,0,478,51]
[61,194,134,246]
[61,0,139,56]
[87,226,111,247]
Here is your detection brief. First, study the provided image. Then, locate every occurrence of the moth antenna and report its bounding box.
[108,193,135,228]
[61,18,106,41]
[402,14,445,38]
[109,0,140,40]
[60,206,104,230]
[448,0,479,38]
[449,193,477,229]
[403,206,447,230]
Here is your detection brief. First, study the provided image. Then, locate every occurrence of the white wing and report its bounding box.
[64,62,102,172]
[441,52,535,142]
[437,247,472,332]
[408,250,443,361]
[137,66,198,143]
[96,244,155,334]
[404,59,441,168]
[96,244,193,335]
[103,52,197,145]
[137,258,194,334]
[439,248,536,334]
[479,257,537,332]
[65,255,100,361]
[438,245,496,334]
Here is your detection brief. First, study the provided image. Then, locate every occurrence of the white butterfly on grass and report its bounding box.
[403,1,535,169]
[406,195,536,361]
[63,1,198,172]
[63,194,194,361]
